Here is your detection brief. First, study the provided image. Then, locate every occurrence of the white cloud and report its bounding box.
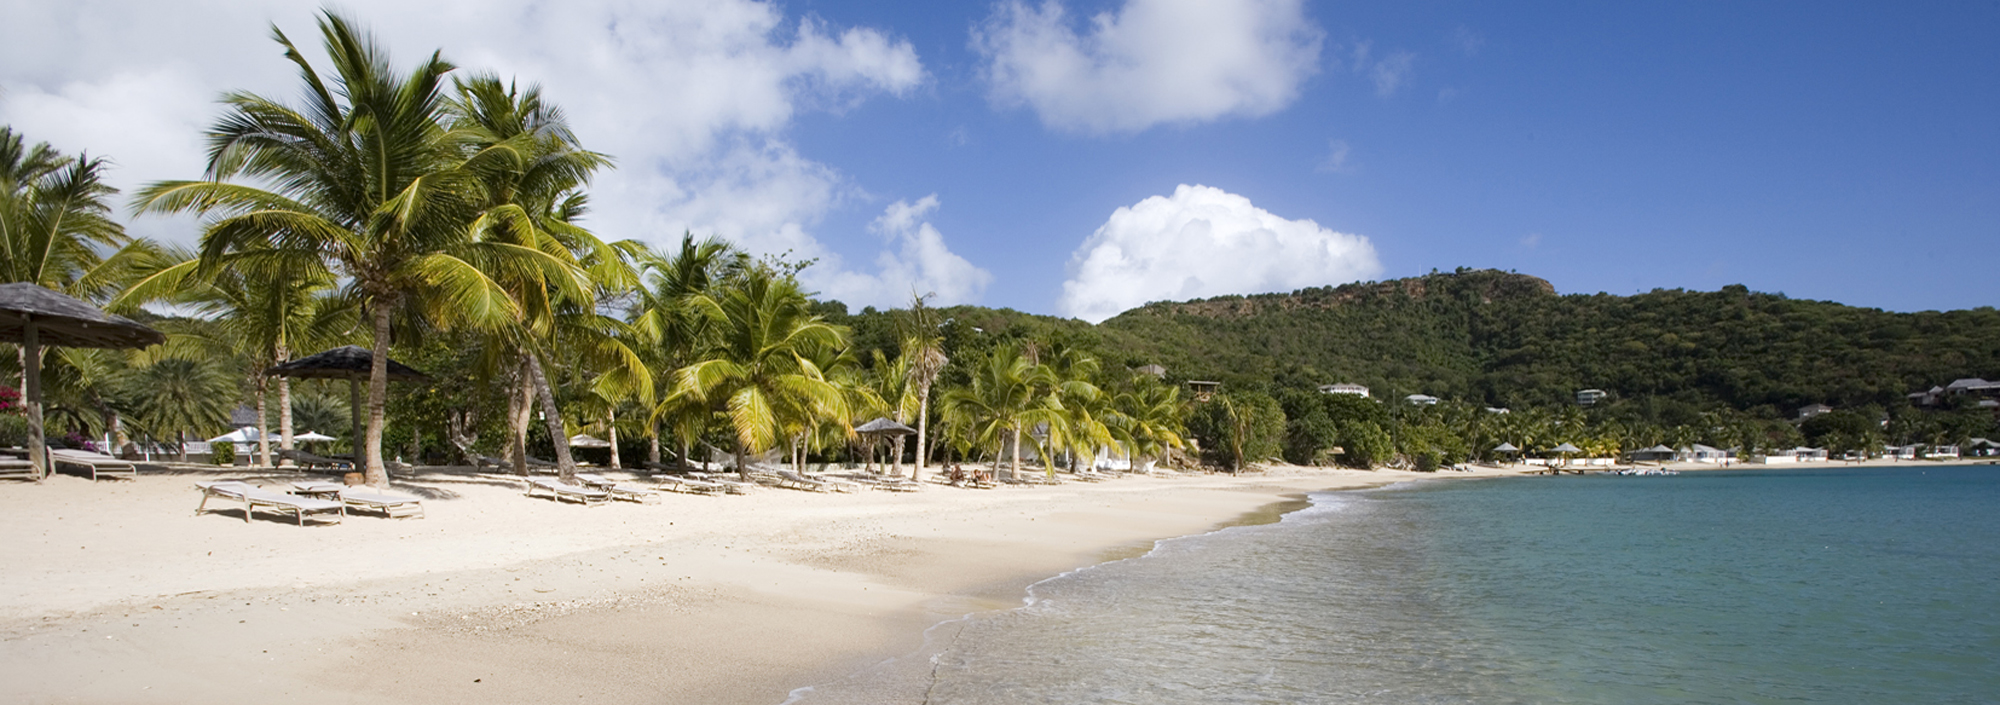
[973,0,1322,134]
[1058,184,1381,322]
[811,195,993,309]
[0,0,939,292]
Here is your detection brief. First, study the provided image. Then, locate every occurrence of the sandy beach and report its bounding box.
[0,462,1532,704]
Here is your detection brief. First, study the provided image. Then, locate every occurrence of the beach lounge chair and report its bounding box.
[688,473,756,494]
[525,477,608,506]
[774,470,833,492]
[49,448,137,480]
[574,473,660,503]
[339,487,426,518]
[287,480,346,500]
[0,457,37,481]
[656,475,725,495]
[278,449,353,470]
[195,480,345,526]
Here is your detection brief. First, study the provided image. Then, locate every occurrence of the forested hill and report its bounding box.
[827,268,2000,418]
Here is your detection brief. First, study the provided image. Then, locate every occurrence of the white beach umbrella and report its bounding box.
[294,431,337,442]
[568,434,612,449]
[207,427,268,443]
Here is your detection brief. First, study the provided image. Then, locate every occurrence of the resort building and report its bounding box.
[1404,393,1440,406]
[1318,383,1370,397]
[1797,403,1833,420]
[1908,377,2000,406]
[1676,444,1733,463]
[1576,388,1608,406]
[1186,380,1221,402]
[1134,364,1166,378]
[1757,447,1829,464]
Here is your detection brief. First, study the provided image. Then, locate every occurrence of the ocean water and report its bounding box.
[789,466,2000,704]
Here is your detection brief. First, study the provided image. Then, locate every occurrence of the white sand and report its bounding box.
[0,462,1529,704]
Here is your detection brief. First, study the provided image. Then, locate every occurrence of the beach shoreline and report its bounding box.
[0,462,1530,704]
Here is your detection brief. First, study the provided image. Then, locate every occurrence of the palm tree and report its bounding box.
[1109,374,1185,473]
[0,127,153,298]
[1042,347,1114,477]
[113,246,352,466]
[443,73,638,482]
[674,267,850,480]
[121,356,236,462]
[897,293,948,480]
[136,13,575,487]
[635,234,744,469]
[941,343,1060,481]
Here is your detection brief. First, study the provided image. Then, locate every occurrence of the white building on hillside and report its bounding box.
[1319,383,1370,397]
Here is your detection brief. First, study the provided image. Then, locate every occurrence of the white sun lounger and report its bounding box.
[573,473,659,503]
[1,457,37,481]
[50,449,137,481]
[196,481,345,526]
[774,470,832,492]
[526,478,608,506]
[656,475,726,495]
[340,487,426,518]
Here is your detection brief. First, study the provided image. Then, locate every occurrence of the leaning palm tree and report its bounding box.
[674,267,851,480]
[136,13,574,487]
[447,73,624,482]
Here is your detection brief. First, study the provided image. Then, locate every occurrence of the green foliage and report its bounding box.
[1187,392,1285,471]
[211,441,234,466]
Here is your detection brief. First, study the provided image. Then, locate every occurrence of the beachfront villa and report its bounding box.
[1677,444,1734,463]
[1757,447,1830,464]
[1908,377,2000,406]
[1319,383,1370,397]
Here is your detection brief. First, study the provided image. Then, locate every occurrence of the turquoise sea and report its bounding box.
[790,465,2000,704]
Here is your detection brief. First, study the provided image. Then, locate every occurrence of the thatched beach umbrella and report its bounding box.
[264,345,428,455]
[855,417,917,474]
[0,283,166,478]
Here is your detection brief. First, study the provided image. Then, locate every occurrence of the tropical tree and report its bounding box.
[0,126,153,298]
[635,234,745,469]
[136,13,577,487]
[897,293,948,480]
[121,356,236,462]
[1109,374,1186,472]
[674,267,851,480]
[113,245,352,466]
[941,343,1060,481]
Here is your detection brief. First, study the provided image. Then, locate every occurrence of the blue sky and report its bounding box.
[3,1,1994,320]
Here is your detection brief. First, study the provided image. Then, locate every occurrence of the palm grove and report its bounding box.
[0,12,1191,486]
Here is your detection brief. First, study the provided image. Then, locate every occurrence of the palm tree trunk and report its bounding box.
[608,407,622,469]
[363,304,392,488]
[525,352,578,483]
[648,423,661,466]
[734,445,750,482]
[254,374,272,467]
[912,391,931,482]
[891,433,907,478]
[508,358,532,476]
[1009,425,1023,481]
[277,375,295,467]
[176,430,187,463]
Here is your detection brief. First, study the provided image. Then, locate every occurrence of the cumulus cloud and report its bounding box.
[812,196,993,309]
[0,0,950,292]
[973,0,1322,134]
[1058,184,1381,322]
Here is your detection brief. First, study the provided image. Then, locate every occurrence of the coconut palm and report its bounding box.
[635,234,745,468]
[0,127,155,299]
[896,293,948,480]
[136,13,580,487]
[941,343,1060,481]
[446,74,627,482]
[1108,374,1185,473]
[674,267,850,480]
[113,245,353,466]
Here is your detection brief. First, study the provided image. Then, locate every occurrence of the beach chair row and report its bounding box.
[195,480,424,526]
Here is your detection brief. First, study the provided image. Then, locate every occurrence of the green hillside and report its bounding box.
[829,268,2000,418]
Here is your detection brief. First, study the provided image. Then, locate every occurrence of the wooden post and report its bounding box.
[348,378,361,457]
[24,318,44,480]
